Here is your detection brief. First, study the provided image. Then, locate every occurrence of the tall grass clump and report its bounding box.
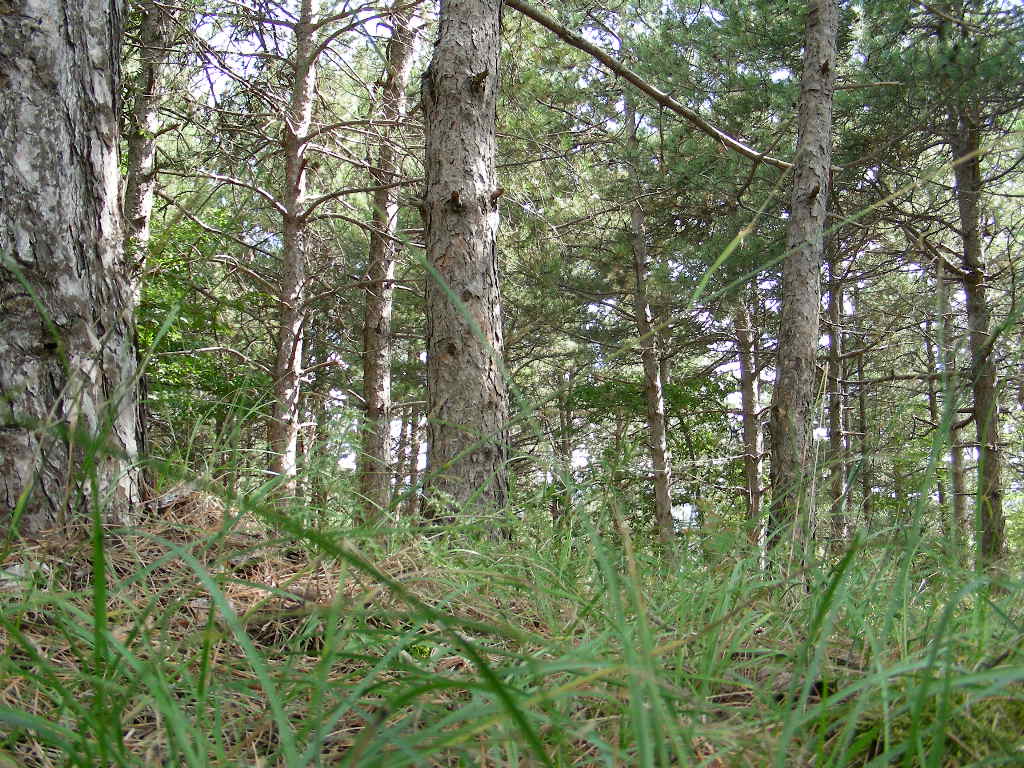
[1,417,1021,767]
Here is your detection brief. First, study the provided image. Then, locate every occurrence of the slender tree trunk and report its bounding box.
[826,257,847,555]
[392,408,413,492]
[923,312,946,509]
[405,407,423,519]
[550,372,574,523]
[938,258,968,548]
[657,303,673,388]
[123,0,178,265]
[734,300,762,546]
[950,109,1005,566]
[359,1,421,521]
[0,0,140,531]
[624,99,674,542]
[422,0,509,518]
[854,285,873,529]
[269,0,318,498]
[123,0,182,499]
[767,0,838,567]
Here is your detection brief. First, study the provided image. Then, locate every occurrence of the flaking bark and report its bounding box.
[0,0,140,530]
[950,109,1005,566]
[269,0,319,498]
[421,0,510,518]
[767,0,838,567]
[359,1,421,522]
[625,98,674,542]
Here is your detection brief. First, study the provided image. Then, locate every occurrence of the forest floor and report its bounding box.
[1,488,1022,766]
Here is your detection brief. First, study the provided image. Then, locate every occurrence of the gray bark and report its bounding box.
[550,370,573,523]
[269,0,319,497]
[405,406,423,520]
[392,408,413,492]
[767,0,838,566]
[938,258,968,547]
[853,285,873,529]
[923,314,947,509]
[733,299,762,546]
[825,258,847,554]
[123,0,179,265]
[0,0,140,531]
[625,100,674,542]
[359,1,421,521]
[421,0,509,517]
[950,109,1005,565]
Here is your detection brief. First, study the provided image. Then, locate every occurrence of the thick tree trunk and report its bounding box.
[269,0,318,498]
[359,2,421,522]
[950,110,1005,566]
[0,0,140,531]
[767,0,838,567]
[825,258,847,555]
[733,300,762,546]
[421,0,509,517]
[625,100,674,543]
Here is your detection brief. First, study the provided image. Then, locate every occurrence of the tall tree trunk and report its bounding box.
[550,370,574,523]
[392,408,413,492]
[938,258,968,549]
[625,99,674,542]
[924,314,947,508]
[123,0,181,499]
[950,109,1005,565]
[825,256,847,555]
[0,0,140,531]
[767,0,838,567]
[733,299,762,546]
[269,0,318,498]
[421,0,509,517]
[854,284,873,530]
[405,407,423,520]
[123,0,178,265]
[359,1,421,522]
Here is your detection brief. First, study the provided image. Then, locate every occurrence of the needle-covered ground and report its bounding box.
[1,488,1021,766]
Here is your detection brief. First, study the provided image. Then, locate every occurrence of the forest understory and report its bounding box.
[2,0,1024,764]
[1,474,1022,766]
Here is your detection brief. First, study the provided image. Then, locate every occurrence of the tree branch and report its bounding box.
[504,0,793,170]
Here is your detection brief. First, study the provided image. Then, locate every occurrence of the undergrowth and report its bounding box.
[0,467,1022,767]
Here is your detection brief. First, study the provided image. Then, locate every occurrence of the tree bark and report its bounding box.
[359,1,421,522]
[421,0,509,517]
[825,256,847,555]
[269,0,318,498]
[391,407,413,492]
[938,258,968,549]
[625,99,674,543]
[923,312,946,510]
[123,0,181,498]
[405,406,423,520]
[123,0,179,266]
[0,0,140,531]
[853,284,873,530]
[767,0,838,567]
[733,299,762,546]
[950,108,1005,566]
